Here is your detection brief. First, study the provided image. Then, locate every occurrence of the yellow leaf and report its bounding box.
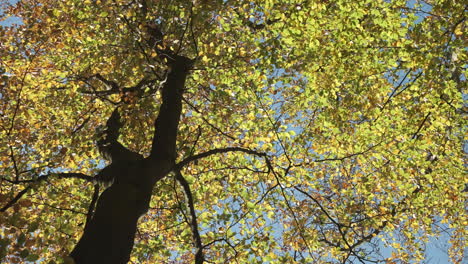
[454,24,463,36]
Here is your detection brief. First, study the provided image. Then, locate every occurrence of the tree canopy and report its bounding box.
[0,0,466,263]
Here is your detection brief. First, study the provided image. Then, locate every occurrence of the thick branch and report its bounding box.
[96,107,143,163]
[93,73,119,90]
[84,184,100,232]
[150,55,193,161]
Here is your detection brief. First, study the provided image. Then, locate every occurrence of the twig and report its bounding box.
[0,172,94,212]
[411,112,431,140]
[183,97,236,140]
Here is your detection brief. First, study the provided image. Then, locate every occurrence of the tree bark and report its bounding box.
[69,55,192,264]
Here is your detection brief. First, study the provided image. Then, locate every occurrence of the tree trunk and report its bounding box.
[70,55,192,264]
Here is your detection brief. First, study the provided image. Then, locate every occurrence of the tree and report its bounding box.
[0,0,466,263]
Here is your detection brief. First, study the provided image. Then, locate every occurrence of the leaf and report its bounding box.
[99,11,109,17]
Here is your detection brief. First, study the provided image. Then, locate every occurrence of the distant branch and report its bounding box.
[297,182,423,261]
[9,146,20,181]
[2,172,94,184]
[72,108,97,134]
[0,172,94,213]
[79,74,159,100]
[233,8,281,31]
[311,142,382,163]
[245,18,281,31]
[183,98,236,140]
[379,69,411,111]
[175,147,266,170]
[272,167,314,257]
[411,112,431,140]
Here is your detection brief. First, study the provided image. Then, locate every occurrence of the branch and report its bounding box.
[272,167,314,257]
[9,146,20,181]
[72,108,96,134]
[411,112,431,140]
[188,4,199,57]
[76,75,119,105]
[97,107,143,162]
[93,73,119,90]
[175,2,193,55]
[233,8,281,31]
[7,56,33,137]
[183,98,236,140]
[295,186,385,263]
[84,184,100,232]
[2,172,94,184]
[32,201,87,215]
[246,18,281,31]
[311,142,382,163]
[175,170,204,264]
[440,95,468,114]
[80,75,159,99]
[378,70,423,115]
[379,69,411,112]
[297,182,423,260]
[0,172,94,213]
[175,147,266,170]
[0,186,31,212]
[150,55,193,160]
[294,187,340,227]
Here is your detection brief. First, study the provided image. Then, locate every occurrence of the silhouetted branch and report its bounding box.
[0,186,31,212]
[183,98,236,140]
[311,142,382,163]
[150,55,193,160]
[175,170,204,264]
[175,147,266,170]
[0,172,94,212]
[1,172,94,184]
[84,184,100,232]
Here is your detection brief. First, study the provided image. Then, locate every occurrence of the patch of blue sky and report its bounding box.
[0,0,21,27]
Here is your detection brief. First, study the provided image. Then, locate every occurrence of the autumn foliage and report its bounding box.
[0,0,466,263]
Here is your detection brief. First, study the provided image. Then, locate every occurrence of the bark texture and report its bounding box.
[70,55,192,264]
